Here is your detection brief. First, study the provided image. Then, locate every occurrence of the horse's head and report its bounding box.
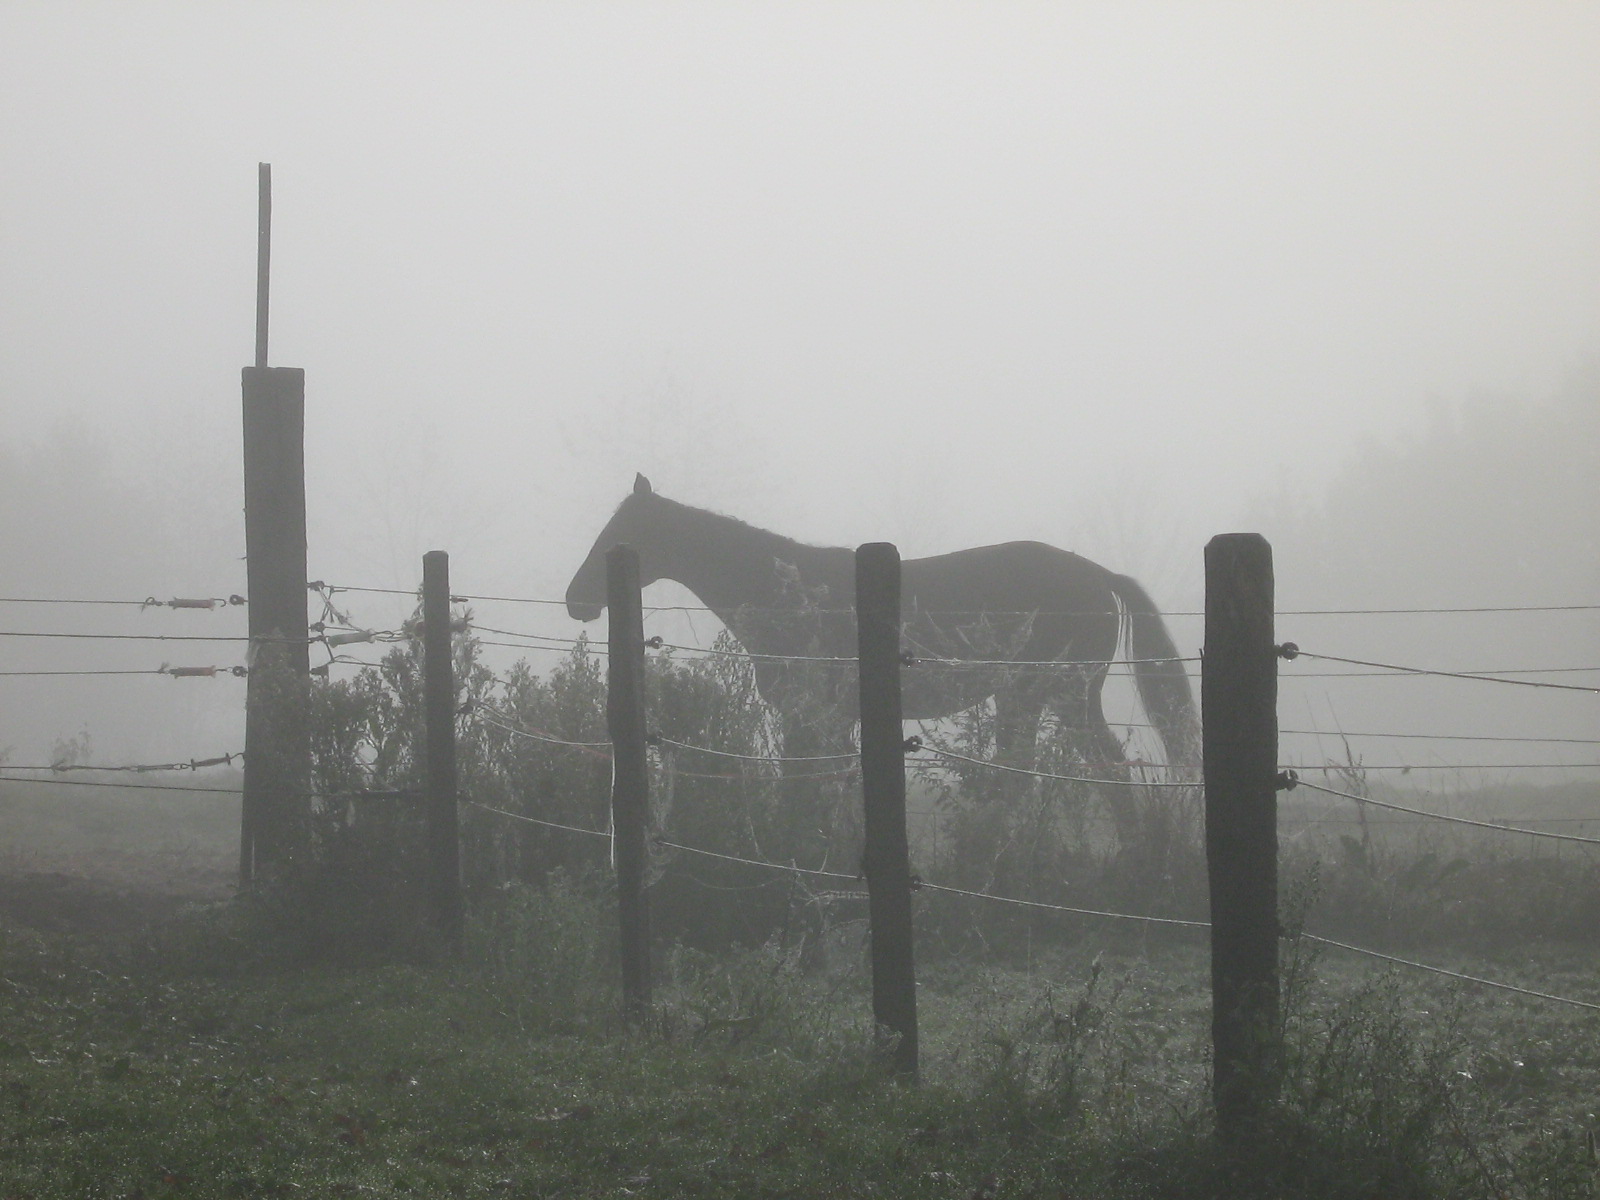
[565,473,660,621]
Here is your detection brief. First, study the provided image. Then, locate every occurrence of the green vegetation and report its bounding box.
[2,633,1598,1197]
[3,874,1600,1198]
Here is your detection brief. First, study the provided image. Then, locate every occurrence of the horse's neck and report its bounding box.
[652,502,848,626]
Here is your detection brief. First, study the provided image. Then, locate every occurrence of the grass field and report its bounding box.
[3,776,1600,1198]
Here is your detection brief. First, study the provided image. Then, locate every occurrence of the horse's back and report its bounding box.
[900,540,1118,616]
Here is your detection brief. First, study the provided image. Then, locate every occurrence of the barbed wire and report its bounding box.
[0,595,246,609]
[654,838,863,882]
[1287,649,1600,694]
[912,745,1197,788]
[0,667,245,678]
[1,752,241,775]
[651,734,856,765]
[1288,761,1600,772]
[1299,935,1600,1012]
[475,637,595,656]
[1279,727,1600,746]
[911,652,1201,669]
[1291,778,1600,845]
[311,582,1600,619]
[0,775,244,795]
[464,801,614,841]
[472,705,612,751]
[0,774,424,802]
[433,799,1600,1013]
[0,630,260,643]
[918,880,1209,928]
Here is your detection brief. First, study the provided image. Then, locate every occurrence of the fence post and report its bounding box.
[856,541,919,1079]
[1203,533,1281,1138]
[607,545,652,1019]
[423,550,463,957]
[255,162,271,369]
[240,364,310,883]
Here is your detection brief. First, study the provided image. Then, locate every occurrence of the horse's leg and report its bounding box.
[1053,666,1139,851]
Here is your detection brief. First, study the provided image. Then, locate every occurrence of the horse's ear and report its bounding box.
[634,473,653,496]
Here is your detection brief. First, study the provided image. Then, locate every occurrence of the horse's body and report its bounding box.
[565,476,1199,778]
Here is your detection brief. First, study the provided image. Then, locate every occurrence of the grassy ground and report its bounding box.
[3,870,1600,1199]
[3,779,1600,1197]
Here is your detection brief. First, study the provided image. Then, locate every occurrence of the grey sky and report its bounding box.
[1,3,1596,764]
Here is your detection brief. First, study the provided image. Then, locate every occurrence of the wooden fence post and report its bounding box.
[607,545,652,1019]
[1203,533,1281,1137]
[240,364,310,883]
[255,162,271,369]
[856,542,919,1079]
[423,550,463,956]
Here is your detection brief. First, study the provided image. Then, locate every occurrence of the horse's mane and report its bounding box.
[645,491,836,559]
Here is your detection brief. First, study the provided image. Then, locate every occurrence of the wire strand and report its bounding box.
[1300,935,1600,1012]
[914,746,1197,788]
[1292,778,1600,845]
[919,880,1209,928]
[1291,651,1600,694]
[652,734,857,765]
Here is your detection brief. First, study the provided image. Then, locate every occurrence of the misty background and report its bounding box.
[1,4,1595,786]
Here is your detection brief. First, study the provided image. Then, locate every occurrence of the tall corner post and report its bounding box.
[856,541,919,1079]
[255,162,271,369]
[1203,532,1281,1138]
[607,545,652,1019]
[423,550,463,956]
[240,365,311,884]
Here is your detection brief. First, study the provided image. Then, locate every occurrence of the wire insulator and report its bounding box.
[1278,642,1300,660]
[644,635,665,649]
[324,629,377,647]
[163,666,219,677]
[902,735,923,753]
[1276,769,1299,791]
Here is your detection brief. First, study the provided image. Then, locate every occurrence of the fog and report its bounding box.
[1,4,1595,782]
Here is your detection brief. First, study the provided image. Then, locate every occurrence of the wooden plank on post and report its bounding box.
[856,541,919,1079]
[240,365,310,883]
[423,550,463,957]
[1203,532,1281,1137]
[607,545,652,1019]
[256,162,271,368]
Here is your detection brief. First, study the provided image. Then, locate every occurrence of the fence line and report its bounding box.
[464,797,1600,1014]
[1288,648,1600,694]
[0,630,258,643]
[0,667,246,678]
[474,708,611,752]
[1286,761,1600,772]
[0,752,241,774]
[651,734,856,765]
[0,775,244,795]
[1300,935,1600,1013]
[1279,727,1600,745]
[1293,778,1600,846]
[0,595,245,609]
[310,581,1600,620]
[913,745,1197,788]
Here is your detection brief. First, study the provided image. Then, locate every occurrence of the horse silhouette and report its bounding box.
[565,475,1198,783]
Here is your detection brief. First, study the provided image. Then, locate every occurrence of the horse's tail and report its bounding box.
[1109,573,1200,776]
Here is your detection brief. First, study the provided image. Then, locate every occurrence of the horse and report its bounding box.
[565,476,1199,793]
